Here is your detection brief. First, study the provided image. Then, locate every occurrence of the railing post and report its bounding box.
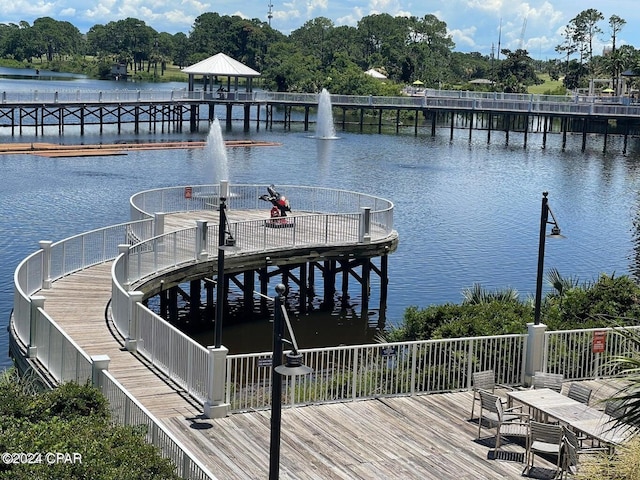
[524,322,547,386]
[203,345,230,418]
[359,207,371,243]
[39,240,53,289]
[126,291,144,352]
[154,212,165,256]
[118,244,130,287]
[28,295,45,358]
[154,212,165,237]
[91,354,110,390]
[196,220,208,261]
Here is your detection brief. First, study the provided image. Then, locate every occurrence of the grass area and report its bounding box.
[528,73,565,94]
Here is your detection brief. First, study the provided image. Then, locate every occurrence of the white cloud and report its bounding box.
[449,26,478,49]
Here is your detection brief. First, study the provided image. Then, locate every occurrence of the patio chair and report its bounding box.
[605,399,627,419]
[524,421,564,475]
[477,389,523,439]
[532,371,564,392]
[561,426,607,478]
[470,370,497,420]
[567,383,592,405]
[494,398,530,456]
[470,369,514,420]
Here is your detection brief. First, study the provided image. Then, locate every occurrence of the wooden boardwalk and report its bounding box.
[32,209,622,479]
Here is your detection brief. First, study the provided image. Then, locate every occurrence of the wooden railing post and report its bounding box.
[39,240,53,289]
[204,346,230,418]
[28,295,45,358]
[118,244,130,287]
[91,354,110,390]
[359,207,371,243]
[126,291,144,352]
[524,322,547,386]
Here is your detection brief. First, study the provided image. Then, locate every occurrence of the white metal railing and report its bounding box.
[11,220,154,349]
[111,184,396,402]
[31,307,94,384]
[544,325,640,379]
[99,370,216,480]
[225,334,527,412]
[136,304,210,403]
[130,184,394,222]
[3,88,639,119]
[225,325,640,413]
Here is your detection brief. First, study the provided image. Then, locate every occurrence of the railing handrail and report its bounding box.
[3,88,638,118]
[129,184,394,219]
[100,369,217,479]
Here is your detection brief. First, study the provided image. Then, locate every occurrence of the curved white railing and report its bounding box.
[10,217,215,479]
[112,184,397,401]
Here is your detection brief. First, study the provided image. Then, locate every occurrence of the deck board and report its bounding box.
[30,209,623,479]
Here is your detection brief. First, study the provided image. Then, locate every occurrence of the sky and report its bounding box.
[2,0,640,60]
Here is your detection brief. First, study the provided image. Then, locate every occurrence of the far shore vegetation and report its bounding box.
[0,9,638,96]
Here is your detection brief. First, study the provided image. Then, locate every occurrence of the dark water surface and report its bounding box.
[2,75,640,361]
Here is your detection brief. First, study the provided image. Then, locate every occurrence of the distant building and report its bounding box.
[111,64,128,80]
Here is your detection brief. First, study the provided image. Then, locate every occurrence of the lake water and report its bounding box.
[2,73,640,364]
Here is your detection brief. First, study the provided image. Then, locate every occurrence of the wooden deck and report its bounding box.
[37,262,622,479]
[30,209,623,479]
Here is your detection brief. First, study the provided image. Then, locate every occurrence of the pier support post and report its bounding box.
[524,322,547,386]
[28,295,46,358]
[39,240,53,289]
[204,346,230,418]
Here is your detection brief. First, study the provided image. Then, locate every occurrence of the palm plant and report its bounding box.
[606,327,640,428]
[461,283,519,304]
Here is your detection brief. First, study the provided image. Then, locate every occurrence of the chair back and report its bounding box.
[478,389,500,415]
[472,370,496,392]
[567,383,592,405]
[532,371,564,392]
[605,400,626,419]
[530,420,564,445]
[563,427,580,472]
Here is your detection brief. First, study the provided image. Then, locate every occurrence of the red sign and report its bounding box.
[592,331,607,353]
[184,186,192,199]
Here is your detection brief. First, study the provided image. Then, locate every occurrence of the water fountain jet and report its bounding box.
[206,118,229,182]
[315,88,338,140]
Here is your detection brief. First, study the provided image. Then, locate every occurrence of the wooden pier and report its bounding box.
[2,89,640,152]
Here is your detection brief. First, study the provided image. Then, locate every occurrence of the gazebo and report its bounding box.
[182,53,261,96]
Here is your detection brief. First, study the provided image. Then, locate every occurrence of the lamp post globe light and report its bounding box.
[269,283,313,480]
[533,191,565,326]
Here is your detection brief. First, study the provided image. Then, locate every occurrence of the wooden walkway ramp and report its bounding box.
[35,208,619,479]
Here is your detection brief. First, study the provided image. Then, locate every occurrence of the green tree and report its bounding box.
[0,371,180,480]
[497,48,542,92]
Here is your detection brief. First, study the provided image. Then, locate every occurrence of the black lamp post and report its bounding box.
[534,191,565,325]
[214,195,236,348]
[269,284,312,480]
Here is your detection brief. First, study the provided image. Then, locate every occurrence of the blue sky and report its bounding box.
[3,1,639,59]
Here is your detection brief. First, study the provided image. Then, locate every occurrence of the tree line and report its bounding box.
[0,9,639,95]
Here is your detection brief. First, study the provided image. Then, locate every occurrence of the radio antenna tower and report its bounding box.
[268,2,274,27]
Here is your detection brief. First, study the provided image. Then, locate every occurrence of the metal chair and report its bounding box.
[494,398,530,457]
[567,383,592,405]
[525,421,564,475]
[605,399,627,419]
[561,426,607,478]
[470,370,497,420]
[477,389,522,439]
[532,371,564,392]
